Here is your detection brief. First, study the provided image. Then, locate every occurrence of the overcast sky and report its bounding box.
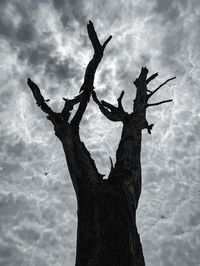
[0,0,200,265]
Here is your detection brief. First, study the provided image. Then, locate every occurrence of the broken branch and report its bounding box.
[27,78,54,116]
[117,90,125,111]
[146,72,158,84]
[133,67,149,86]
[102,35,112,50]
[87,20,101,53]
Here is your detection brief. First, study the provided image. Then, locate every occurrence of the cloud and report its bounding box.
[45,56,82,81]
[15,21,36,43]
[153,0,181,23]
[0,1,37,44]
[0,0,200,265]
[52,0,87,27]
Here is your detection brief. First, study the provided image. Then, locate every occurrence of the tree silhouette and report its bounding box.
[27,21,175,266]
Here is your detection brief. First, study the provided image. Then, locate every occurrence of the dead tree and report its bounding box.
[27,21,175,266]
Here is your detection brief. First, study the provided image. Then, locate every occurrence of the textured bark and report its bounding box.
[27,21,175,266]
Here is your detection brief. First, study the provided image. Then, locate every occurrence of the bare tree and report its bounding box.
[27,21,175,266]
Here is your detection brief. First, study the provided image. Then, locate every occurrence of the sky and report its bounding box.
[0,0,200,265]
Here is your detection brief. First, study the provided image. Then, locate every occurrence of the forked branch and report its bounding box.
[92,90,128,122]
[71,21,112,130]
[61,93,82,122]
[87,20,112,54]
[27,78,82,124]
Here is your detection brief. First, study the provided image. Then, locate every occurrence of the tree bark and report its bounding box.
[27,21,175,266]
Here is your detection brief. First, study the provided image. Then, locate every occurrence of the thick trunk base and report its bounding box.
[75,187,145,266]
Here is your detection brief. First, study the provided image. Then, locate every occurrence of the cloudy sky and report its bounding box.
[0,0,200,265]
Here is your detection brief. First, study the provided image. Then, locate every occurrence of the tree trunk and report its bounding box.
[75,186,144,266]
[27,21,175,266]
[58,124,145,266]
[52,98,147,265]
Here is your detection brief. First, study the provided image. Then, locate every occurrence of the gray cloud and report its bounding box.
[0,1,37,44]
[0,15,13,39]
[15,21,36,43]
[19,42,55,67]
[52,0,87,27]
[45,56,82,81]
[153,0,181,23]
[0,0,200,265]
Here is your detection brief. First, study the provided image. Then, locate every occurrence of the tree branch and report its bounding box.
[133,67,149,116]
[148,77,176,99]
[146,72,158,84]
[92,91,128,122]
[102,35,112,50]
[87,20,101,53]
[71,21,112,130]
[147,99,173,107]
[101,100,117,112]
[92,91,118,121]
[133,67,149,87]
[61,93,82,122]
[117,90,125,111]
[92,89,102,106]
[109,156,114,169]
[27,78,54,116]
[143,121,154,134]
